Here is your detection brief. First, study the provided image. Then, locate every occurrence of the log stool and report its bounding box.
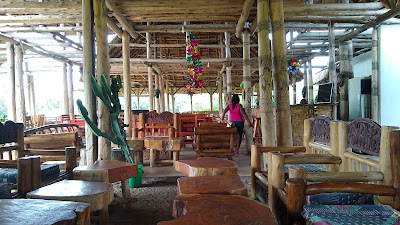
[177,175,247,196]
[175,157,238,176]
[27,180,113,225]
[73,160,138,206]
[157,194,278,225]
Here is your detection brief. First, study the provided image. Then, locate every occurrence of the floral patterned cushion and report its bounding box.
[265,163,325,179]
[308,193,375,205]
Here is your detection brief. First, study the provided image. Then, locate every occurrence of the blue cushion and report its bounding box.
[0,164,60,184]
[308,193,375,205]
[265,163,325,179]
[0,182,12,199]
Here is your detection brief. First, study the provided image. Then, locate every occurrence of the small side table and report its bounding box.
[73,160,138,206]
[144,136,185,167]
[177,175,247,196]
[27,180,113,225]
[126,137,145,165]
[175,157,238,176]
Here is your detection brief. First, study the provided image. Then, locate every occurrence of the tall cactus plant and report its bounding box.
[76,74,134,164]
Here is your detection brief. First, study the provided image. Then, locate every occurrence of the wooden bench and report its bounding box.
[157,194,278,225]
[177,175,247,196]
[175,157,238,177]
[194,123,236,158]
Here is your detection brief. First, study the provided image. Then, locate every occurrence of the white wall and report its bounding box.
[379,25,400,127]
[353,51,372,78]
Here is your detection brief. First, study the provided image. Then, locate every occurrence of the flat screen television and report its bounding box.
[316,82,333,104]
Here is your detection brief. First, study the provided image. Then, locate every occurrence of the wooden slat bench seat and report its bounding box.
[177,175,247,196]
[175,157,238,177]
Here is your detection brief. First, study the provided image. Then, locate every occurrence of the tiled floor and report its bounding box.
[142,144,252,177]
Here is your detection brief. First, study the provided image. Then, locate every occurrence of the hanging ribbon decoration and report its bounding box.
[288,48,299,73]
[185,33,204,95]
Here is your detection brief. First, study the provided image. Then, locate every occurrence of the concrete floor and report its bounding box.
[142,144,252,177]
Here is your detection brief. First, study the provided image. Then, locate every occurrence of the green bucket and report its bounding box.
[129,165,143,188]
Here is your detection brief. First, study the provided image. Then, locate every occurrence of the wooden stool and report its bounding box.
[175,157,238,176]
[126,137,145,165]
[0,199,90,225]
[73,160,138,205]
[177,175,247,196]
[157,194,278,225]
[27,180,113,225]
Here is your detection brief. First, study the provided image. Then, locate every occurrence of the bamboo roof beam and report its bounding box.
[284,2,383,13]
[235,0,255,38]
[135,24,236,33]
[0,15,81,24]
[109,43,258,48]
[249,17,258,35]
[0,33,79,65]
[106,16,122,38]
[109,57,259,64]
[105,0,138,39]
[337,5,400,43]
[0,26,83,33]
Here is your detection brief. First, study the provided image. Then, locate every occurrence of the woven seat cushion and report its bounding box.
[302,204,400,225]
[0,182,12,199]
[265,163,326,179]
[0,164,60,184]
[308,193,375,205]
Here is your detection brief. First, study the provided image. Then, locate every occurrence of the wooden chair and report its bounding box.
[194,123,236,159]
[178,114,207,146]
[0,121,41,197]
[285,129,400,225]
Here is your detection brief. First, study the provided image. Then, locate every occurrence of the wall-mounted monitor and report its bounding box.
[316,82,333,104]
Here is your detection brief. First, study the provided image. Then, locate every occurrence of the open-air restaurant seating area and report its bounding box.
[0,111,400,225]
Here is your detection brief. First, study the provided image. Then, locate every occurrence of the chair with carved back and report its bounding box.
[138,112,178,160]
[0,121,41,198]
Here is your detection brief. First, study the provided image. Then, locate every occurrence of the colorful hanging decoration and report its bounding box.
[185,33,203,95]
[288,57,300,73]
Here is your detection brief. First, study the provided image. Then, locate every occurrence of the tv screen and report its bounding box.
[316,82,333,104]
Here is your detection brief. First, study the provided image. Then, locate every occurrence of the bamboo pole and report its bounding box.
[67,63,74,118]
[257,0,275,146]
[122,31,132,137]
[166,81,170,111]
[94,0,111,160]
[243,29,253,153]
[190,95,193,113]
[29,74,36,116]
[6,43,16,121]
[270,0,292,146]
[218,79,223,115]
[62,62,69,115]
[159,74,165,112]
[136,88,140,110]
[339,41,350,120]
[15,44,25,124]
[303,63,308,101]
[105,0,138,39]
[171,87,175,113]
[328,21,337,120]
[371,27,379,123]
[226,66,232,106]
[106,16,122,38]
[209,91,213,111]
[146,24,154,111]
[235,0,255,38]
[154,72,160,113]
[222,72,227,107]
[82,0,97,165]
[307,60,314,104]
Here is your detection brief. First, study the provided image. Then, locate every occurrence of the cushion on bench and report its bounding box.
[302,204,400,225]
[0,164,60,184]
[266,163,326,179]
[0,183,12,199]
[308,193,375,205]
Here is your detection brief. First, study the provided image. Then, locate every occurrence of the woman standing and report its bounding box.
[221,94,252,155]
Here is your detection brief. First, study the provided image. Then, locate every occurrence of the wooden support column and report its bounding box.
[271,0,292,146]
[258,0,275,146]
[328,21,337,120]
[171,87,175,113]
[122,31,132,137]
[7,43,16,121]
[190,94,193,113]
[339,40,350,120]
[166,81,170,111]
[67,63,74,118]
[94,0,111,160]
[27,74,36,116]
[210,89,213,111]
[218,79,223,115]
[307,60,314,104]
[62,62,69,115]
[371,27,379,122]
[15,44,25,124]
[243,29,253,153]
[222,72,227,106]
[146,24,154,111]
[136,89,140,110]
[303,63,308,101]
[292,83,297,104]
[154,72,160,113]
[159,74,165,112]
[82,0,98,165]
[226,66,232,104]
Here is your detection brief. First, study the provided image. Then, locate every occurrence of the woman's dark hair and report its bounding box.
[231,94,240,109]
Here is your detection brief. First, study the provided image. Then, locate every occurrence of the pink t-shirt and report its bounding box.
[229,103,244,122]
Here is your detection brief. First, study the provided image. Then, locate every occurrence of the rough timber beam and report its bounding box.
[249,17,258,35]
[106,16,123,38]
[236,0,255,38]
[105,0,138,39]
[284,2,383,13]
[134,24,236,33]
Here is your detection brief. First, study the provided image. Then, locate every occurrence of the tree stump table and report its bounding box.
[177,175,247,196]
[175,157,238,176]
[144,136,185,167]
[126,137,145,165]
[27,180,113,225]
[157,194,278,225]
[73,160,138,207]
[0,199,90,225]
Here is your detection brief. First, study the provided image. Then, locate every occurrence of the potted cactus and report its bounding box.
[76,74,134,164]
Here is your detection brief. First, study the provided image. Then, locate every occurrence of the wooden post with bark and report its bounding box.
[94,0,111,160]
[243,29,253,153]
[328,21,337,120]
[122,31,132,137]
[371,27,379,123]
[258,0,275,147]
[7,43,16,121]
[62,62,69,115]
[67,63,74,118]
[339,40,350,120]
[147,23,154,112]
[270,0,292,146]
[15,44,26,124]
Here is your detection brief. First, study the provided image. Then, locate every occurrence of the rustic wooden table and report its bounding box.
[177,175,247,196]
[175,157,238,176]
[144,136,185,167]
[0,199,90,225]
[27,180,113,225]
[126,137,145,165]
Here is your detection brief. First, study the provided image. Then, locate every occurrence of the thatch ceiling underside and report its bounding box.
[0,0,398,94]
